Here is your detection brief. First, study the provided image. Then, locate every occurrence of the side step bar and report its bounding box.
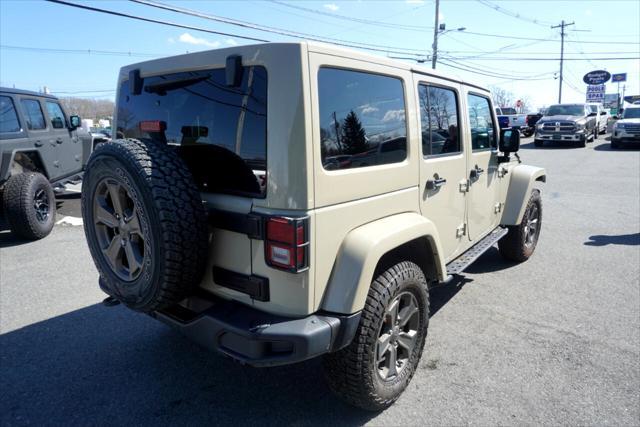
[445,226,509,276]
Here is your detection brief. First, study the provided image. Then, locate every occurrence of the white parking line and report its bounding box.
[56,216,83,226]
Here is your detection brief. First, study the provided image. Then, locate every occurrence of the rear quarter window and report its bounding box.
[20,99,46,130]
[116,66,267,197]
[318,67,407,170]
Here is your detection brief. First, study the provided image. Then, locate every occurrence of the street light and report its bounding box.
[431,24,465,69]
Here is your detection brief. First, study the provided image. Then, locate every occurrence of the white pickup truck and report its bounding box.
[495,107,527,130]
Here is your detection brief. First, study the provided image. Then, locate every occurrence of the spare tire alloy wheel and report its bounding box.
[93,178,144,281]
[82,139,209,312]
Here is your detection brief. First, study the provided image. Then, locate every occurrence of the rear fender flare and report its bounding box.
[320,212,446,314]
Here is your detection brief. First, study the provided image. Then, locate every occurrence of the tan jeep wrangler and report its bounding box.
[81,42,546,411]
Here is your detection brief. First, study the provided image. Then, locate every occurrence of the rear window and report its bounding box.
[116,66,267,197]
[0,96,21,133]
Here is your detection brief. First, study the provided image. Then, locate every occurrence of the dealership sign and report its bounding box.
[583,70,611,85]
[611,73,627,83]
[586,84,605,103]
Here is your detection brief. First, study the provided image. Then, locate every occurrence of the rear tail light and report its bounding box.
[139,120,166,133]
[265,216,309,273]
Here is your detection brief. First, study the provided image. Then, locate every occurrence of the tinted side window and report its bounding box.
[20,99,46,130]
[467,94,497,151]
[46,101,67,129]
[318,68,407,170]
[0,96,21,133]
[419,85,460,156]
[117,66,267,197]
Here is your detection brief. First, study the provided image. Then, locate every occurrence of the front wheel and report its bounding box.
[323,261,429,411]
[593,127,598,141]
[2,172,56,240]
[534,139,544,147]
[499,190,542,262]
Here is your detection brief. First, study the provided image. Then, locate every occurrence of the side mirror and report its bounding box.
[588,111,597,117]
[600,111,607,115]
[500,128,520,153]
[69,115,81,130]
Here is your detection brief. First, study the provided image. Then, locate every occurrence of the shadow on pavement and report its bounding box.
[594,141,640,151]
[429,276,471,316]
[519,140,591,150]
[0,304,377,426]
[584,232,640,246]
[463,247,517,274]
[0,229,33,249]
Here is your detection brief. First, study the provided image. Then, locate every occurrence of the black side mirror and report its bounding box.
[600,111,607,115]
[69,115,81,130]
[588,111,597,117]
[500,128,520,153]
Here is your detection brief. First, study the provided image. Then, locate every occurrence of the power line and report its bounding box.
[269,0,431,31]
[458,30,639,45]
[130,0,427,55]
[442,56,640,61]
[45,0,269,42]
[437,59,553,81]
[475,0,555,27]
[1,44,161,57]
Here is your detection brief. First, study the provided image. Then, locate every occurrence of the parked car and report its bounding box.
[495,107,527,131]
[587,102,608,134]
[534,103,598,147]
[497,115,510,129]
[611,105,640,148]
[523,112,544,137]
[81,42,546,411]
[0,87,91,239]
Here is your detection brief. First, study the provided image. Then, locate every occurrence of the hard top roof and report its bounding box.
[0,87,59,99]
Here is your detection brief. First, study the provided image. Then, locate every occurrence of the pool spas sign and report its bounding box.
[583,70,611,85]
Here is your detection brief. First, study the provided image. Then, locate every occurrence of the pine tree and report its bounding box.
[341,110,368,154]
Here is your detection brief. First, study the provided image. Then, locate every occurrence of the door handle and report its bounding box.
[470,165,484,179]
[34,140,43,147]
[426,177,447,190]
[56,138,63,144]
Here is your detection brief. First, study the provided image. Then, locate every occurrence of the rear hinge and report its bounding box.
[459,179,470,193]
[494,202,503,213]
[456,223,467,238]
[498,167,508,178]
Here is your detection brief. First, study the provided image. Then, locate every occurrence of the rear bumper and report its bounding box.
[153,295,361,367]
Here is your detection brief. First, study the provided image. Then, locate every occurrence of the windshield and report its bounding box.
[623,108,640,119]
[546,105,584,116]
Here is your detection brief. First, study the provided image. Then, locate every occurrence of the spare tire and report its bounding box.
[82,139,209,312]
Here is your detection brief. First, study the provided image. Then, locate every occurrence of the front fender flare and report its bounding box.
[502,164,546,225]
[320,212,446,314]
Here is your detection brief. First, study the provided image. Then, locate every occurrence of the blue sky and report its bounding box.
[1,0,638,110]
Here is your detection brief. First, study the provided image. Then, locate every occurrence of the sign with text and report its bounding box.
[583,70,611,85]
[611,73,627,83]
[586,84,605,103]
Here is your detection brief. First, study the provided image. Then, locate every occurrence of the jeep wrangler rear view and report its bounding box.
[81,42,546,411]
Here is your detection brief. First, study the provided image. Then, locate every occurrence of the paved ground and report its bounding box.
[1,136,639,426]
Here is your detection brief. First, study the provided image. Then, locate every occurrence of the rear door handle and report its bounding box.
[56,138,63,144]
[426,177,447,190]
[34,140,43,147]
[470,166,484,179]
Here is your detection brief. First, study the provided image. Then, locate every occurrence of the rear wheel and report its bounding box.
[611,139,620,149]
[82,139,209,312]
[2,172,56,240]
[534,139,543,147]
[593,127,598,141]
[499,190,542,262]
[323,261,429,411]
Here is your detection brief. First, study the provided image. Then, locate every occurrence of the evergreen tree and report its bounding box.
[341,110,368,154]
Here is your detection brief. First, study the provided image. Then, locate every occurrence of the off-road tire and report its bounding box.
[499,189,542,262]
[82,139,209,312]
[593,127,598,141]
[323,261,429,411]
[534,139,543,147]
[577,138,587,148]
[2,172,56,240]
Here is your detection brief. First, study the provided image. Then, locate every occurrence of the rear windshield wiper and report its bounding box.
[144,74,211,95]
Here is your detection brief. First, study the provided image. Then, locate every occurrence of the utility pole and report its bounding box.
[431,0,440,69]
[551,20,574,103]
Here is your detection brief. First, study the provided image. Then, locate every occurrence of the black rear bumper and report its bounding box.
[153,295,361,367]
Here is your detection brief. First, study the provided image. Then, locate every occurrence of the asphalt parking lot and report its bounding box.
[1,136,639,426]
